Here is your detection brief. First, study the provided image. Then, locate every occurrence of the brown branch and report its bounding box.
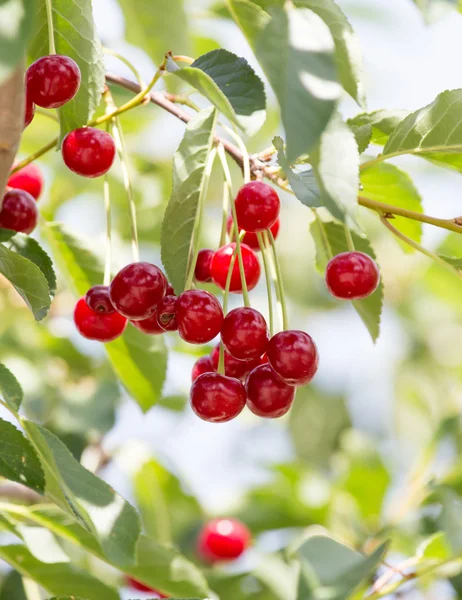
[0,482,43,504]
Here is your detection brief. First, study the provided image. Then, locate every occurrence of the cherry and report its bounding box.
[0,190,38,234]
[210,243,261,293]
[74,298,127,342]
[166,283,175,296]
[267,330,319,386]
[227,214,280,250]
[61,127,116,178]
[197,518,251,562]
[192,355,214,382]
[221,307,269,360]
[210,344,260,380]
[246,364,295,418]
[110,262,167,320]
[156,295,178,331]
[131,311,165,335]
[125,576,167,597]
[195,248,215,282]
[176,290,223,344]
[190,372,246,422]
[24,88,35,128]
[26,55,81,109]
[8,163,44,201]
[234,181,280,232]
[85,285,115,314]
[325,251,380,300]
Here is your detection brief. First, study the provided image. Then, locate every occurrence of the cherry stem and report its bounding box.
[314,210,333,260]
[218,248,238,375]
[257,231,274,336]
[222,125,251,183]
[219,180,229,247]
[45,0,56,55]
[103,47,147,89]
[344,223,355,252]
[171,55,195,65]
[267,229,288,330]
[103,170,112,286]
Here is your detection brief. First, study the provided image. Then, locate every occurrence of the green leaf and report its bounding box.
[310,219,383,341]
[417,532,451,562]
[0,571,27,600]
[383,89,462,172]
[439,255,462,268]
[348,109,409,148]
[15,525,70,564]
[0,0,35,85]
[227,0,341,162]
[0,418,45,493]
[439,488,462,552]
[412,0,459,23]
[11,235,57,296]
[0,363,23,411]
[0,244,51,320]
[0,545,119,600]
[30,0,105,136]
[0,228,17,242]
[161,107,217,293]
[360,163,423,247]
[22,421,141,566]
[169,49,266,135]
[294,0,365,107]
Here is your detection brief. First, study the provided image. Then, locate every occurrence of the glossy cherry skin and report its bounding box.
[110,262,167,320]
[221,307,269,360]
[8,163,44,201]
[125,576,167,597]
[192,355,214,382]
[131,311,165,335]
[195,248,215,282]
[176,290,223,344]
[62,127,116,178]
[227,214,280,250]
[197,518,251,562]
[246,364,295,418]
[210,243,261,293]
[166,283,175,296]
[325,251,380,300]
[267,330,319,386]
[234,181,280,232]
[26,55,81,109]
[74,298,127,342]
[85,285,115,314]
[24,88,35,128]
[190,373,246,423]
[211,344,260,380]
[0,190,38,234]
[156,295,178,332]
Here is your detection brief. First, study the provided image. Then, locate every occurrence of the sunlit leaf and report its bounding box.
[0,418,44,493]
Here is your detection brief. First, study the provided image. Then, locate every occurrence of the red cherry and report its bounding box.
[325,251,380,300]
[246,364,295,418]
[24,88,35,128]
[234,181,280,233]
[190,372,246,423]
[156,295,178,332]
[166,283,175,296]
[74,298,127,342]
[197,518,251,562]
[8,163,44,201]
[267,330,318,386]
[131,311,165,335]
[210,344,259,380]
[26,55,81,109]
[126,576,167,597]
[195,248,215,283]
[62,127,116,178]
[110,262,167,320]
[226,214,280,250]
[176,290,223,344]
[221,307,269,360]
[0,190,38,234]
[192,355,214,382]
[85,285,115,314]
[210,243,260,293]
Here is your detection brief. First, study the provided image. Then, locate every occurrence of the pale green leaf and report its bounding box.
[161,107,217,293]
[417,532,451,562]
[15,526,70,564]
[439,488,462,552]
[11,235,57,296]
[0,0,34,85]
[348,109,410,148]
[412,0,459,23]
[0,363,23,411]
[439,255,462,268]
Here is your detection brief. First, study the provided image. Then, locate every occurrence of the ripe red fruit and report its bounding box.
[210,243,260,293]
[192,355,214,382]
[195,248,215,282]
[24,88,35,128]
[176,290,223,344]
[26,55,81,109]
[246,364,295,418]
[267,330,319,386]
[85,285,115,314]
[197,518,251,562]
[166,283,175,296]
[221,307,269,360]
[234,181,280,233]
[8,163,44,201]
[61,127,116,178]
[131,311,165,335]
[190,373,246,423]
[156,295,178,332]
[0,190,38,234]
[210,344,259,380]
[227,214,280,250]
[125,576,167,597]
[325,251,380,300]
[110,262,167,320]
[74,298,127,342]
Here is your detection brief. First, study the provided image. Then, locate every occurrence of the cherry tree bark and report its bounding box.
[0,64,24,200]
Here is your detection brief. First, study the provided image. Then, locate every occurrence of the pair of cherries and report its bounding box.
[0,163,45,234]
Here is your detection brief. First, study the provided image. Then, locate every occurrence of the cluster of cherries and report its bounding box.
[126,517,250,595]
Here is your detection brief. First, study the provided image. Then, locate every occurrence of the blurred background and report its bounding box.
[2,0,462,597]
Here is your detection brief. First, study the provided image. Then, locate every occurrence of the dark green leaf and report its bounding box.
[11,235,57,296]
[0,244,51,320]
[348,109,409,147]
[161,107,217,293]
[0,0,35,85]
[439,255,462,268]
[0,228,17,242]
[0,418,44,493]
[0,363,23,411]
[350,123,372,154]
[0,571,27,600]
